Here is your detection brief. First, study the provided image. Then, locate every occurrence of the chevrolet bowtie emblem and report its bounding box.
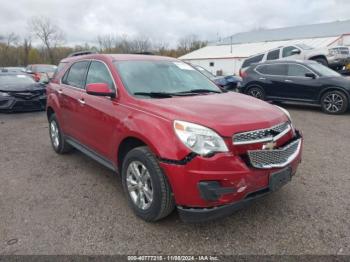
[262,141,277,150]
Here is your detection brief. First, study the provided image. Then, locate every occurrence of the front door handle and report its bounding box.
[284,79,293,83]
[259,77,266,80]
[57,89,63,94]
[78,98,85,105]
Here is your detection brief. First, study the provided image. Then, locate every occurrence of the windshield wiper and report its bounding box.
[174,89,222,94]
[133,92,174,98]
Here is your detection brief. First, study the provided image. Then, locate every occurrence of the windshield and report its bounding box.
[295,44,313,50]
[33,65,57,73]
[114,60,221,97]
[195,66,215,78]
[308,63,341,77]
[0,74,36,85]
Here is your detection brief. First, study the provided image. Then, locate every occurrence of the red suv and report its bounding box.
[46,53,303,222]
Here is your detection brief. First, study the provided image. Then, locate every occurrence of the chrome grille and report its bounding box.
[233,122,291,145]
[247,139,301,169]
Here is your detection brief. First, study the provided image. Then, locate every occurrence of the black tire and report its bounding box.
[48,114,72,154]
[311,57,328,67]
[246,86,266,100]
[122,146,175,222]
[320,90,348,115]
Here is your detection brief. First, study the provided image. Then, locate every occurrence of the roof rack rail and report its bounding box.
[133,52,155,55]
[67,51,98,57]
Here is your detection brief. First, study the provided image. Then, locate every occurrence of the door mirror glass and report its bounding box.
[305,73,316,79]
[291,49,301,55]
[86,83,116,98]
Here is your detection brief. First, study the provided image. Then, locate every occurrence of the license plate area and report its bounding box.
[269,167,292,192]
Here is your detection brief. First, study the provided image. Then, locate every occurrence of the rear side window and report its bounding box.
[242,54,264,68]
[266,49,280,60]
[287,64,312,77]
[86,61,115,90]
[63,61,90,89]
[256,64,287,76]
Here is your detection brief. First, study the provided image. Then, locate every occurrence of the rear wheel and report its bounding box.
[311,57,328,67]
[122,146,175,222]
[246,86,265,100]
[49,114,72,154]
[320,90,348,114]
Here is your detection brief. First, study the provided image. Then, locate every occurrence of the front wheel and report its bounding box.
[246,86,265,100]
[122,146,175,222]
[321,90,348,114]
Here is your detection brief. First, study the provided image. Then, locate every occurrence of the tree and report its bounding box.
[29,16,65,64]
[177,34,207,57]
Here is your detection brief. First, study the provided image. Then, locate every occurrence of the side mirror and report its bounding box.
[86,83,116,98]
[291,49,301,55]
[305,73,316,79]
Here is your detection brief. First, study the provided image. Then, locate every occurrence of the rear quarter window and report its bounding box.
[242,54,264,68]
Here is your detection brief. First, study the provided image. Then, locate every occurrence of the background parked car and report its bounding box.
[239,60,350,114]
[194,65,242,91]
[240,44,350,76]
[0,67,26,73]
[0,72,47,112]
[25,64,57,82]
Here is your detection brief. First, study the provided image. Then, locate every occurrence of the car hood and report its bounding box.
[136,92,287,137]
[0,83,45,92]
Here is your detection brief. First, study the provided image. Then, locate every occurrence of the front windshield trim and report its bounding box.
[114,60,221,99]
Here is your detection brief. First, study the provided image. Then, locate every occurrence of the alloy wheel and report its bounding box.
[50,120,60,149]
[323,93,344,113]
[249,88,263,99]
[126,161,154,210]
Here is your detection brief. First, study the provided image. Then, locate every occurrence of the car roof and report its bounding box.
[253,59,318,66]
[60,54,178,63]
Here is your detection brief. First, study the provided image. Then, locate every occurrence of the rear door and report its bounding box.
[59,60,90,141]
[254,63,288,98]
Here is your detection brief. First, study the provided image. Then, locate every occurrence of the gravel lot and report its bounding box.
[0,104,349,255]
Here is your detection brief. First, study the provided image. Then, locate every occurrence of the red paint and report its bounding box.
[47,54,303,208]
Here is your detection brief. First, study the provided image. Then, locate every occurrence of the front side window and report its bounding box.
[63,61,90,89]
[266,49,280,60]
[114,60,221,97]
[287,64,312,77]
[282,46,299,57]
[86,61,114,90]
[256,64,287,76]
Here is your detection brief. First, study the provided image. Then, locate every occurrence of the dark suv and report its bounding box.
[240,60,350,114]
[46,54,303,222]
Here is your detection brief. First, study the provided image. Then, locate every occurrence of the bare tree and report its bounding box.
[29,16,64,64]
[97,34,116,53]
[23,37,32,66]
[178,34,207,56]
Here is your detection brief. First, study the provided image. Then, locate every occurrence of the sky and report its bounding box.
[0,0,349,47]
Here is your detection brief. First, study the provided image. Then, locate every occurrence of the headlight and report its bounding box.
[275,105,292,122]
[0,92,10,97]
[174,120,228,156]
[329,49,338,56]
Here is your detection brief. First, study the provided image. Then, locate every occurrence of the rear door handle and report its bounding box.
[78,98,85,105]
[57,89,63,94]
[284,79,293,83]
[259,77,266,80]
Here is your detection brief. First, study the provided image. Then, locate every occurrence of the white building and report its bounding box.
[179,20,350,76]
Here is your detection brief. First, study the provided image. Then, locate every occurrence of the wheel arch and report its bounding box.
[318,87,350,102]
[308,55,328,62]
